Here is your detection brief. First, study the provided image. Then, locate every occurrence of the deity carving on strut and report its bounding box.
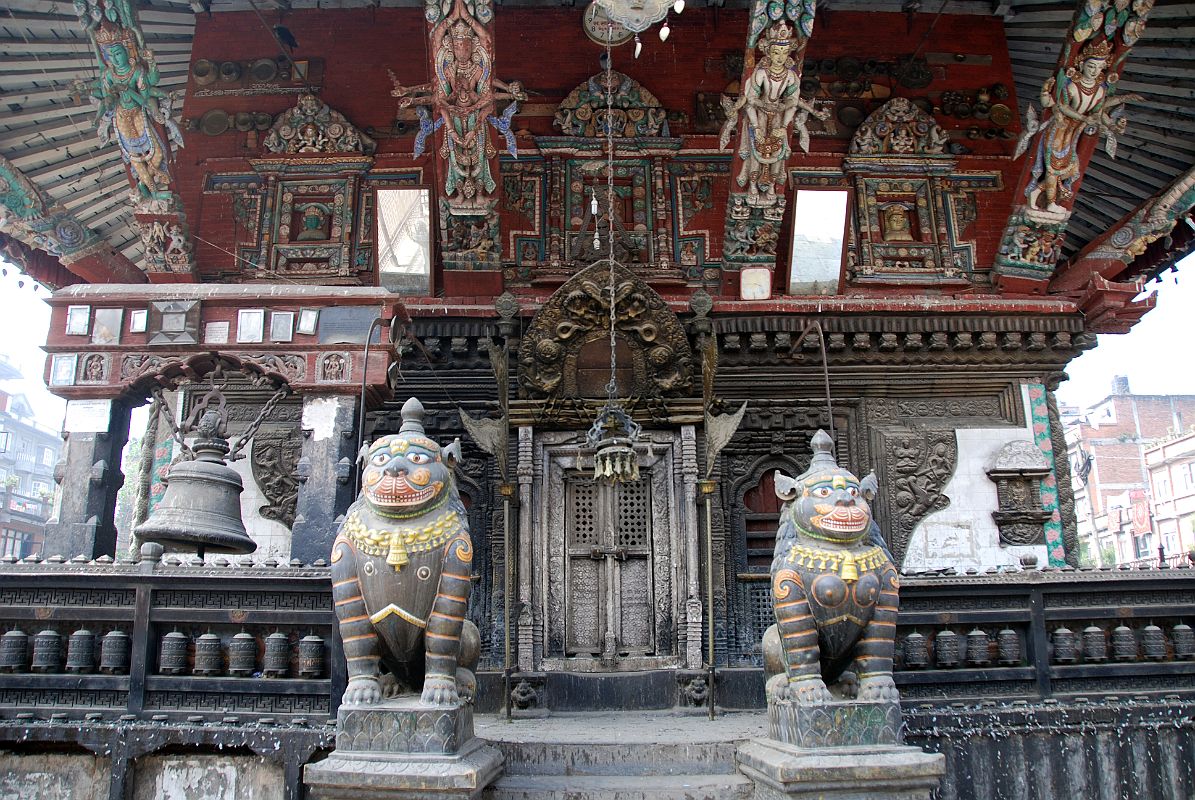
[86,19,182,203]
[390,0,525,212]
[1017,38,1140,218]
[719,20,827,210]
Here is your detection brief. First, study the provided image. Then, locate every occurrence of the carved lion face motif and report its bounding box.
[361,434,456,513]
[776,468,872,542]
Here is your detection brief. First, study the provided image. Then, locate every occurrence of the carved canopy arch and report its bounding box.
[517,259,692,400]
[263,93,377,155]
[849,97,949,156]
[553,70,668,138]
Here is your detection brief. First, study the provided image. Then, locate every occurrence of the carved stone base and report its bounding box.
[304,699,504,799]
[768,699,901,748]
[737,739,945,800]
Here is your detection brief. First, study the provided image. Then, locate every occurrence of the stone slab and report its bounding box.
[768,699,901,748]
[736,739,945,800]
[337,698,474,755]
[304,738,504,800]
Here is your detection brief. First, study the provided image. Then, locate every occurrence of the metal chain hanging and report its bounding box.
[586,37,641,484]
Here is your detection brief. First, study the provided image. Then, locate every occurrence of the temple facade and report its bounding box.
[0,1,1194,798]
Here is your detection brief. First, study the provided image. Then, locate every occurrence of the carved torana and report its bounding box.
[263,94,376,155]
[516,259,692,400]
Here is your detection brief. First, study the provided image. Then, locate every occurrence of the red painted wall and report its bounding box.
[179,7,1022,295]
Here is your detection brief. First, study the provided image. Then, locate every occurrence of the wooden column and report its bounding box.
[718,0,821,299]
[993,0,1153,294]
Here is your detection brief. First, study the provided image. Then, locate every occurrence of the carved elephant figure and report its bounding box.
[763,430,901,706]
[331,397,479,706]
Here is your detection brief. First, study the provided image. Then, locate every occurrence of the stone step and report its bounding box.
[483,773,755,800]
[486,739,742,776]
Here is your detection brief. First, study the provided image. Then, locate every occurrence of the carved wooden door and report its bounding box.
[564,474,655,660]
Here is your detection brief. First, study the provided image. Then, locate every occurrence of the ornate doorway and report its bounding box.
[563,474,655,659]
[522,429,698,673]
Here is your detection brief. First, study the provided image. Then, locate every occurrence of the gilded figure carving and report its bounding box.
[763,431,900,705]
[331,398,480,705]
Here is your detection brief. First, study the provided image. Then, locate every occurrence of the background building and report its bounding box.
[1065,376,1195,566]
[0,358,62,557]
[1145,429,1195,567]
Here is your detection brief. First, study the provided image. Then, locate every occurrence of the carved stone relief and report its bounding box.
[986,440,1052,547]
[516,259,692,400]
[870,426,958,567]
[251,428,301,528]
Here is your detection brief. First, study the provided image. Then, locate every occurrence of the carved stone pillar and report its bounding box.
[290,395,359,565]
[43,400,131,559]
[516,425,535,672]
[994,0,1152,293]
[680,425,702,670]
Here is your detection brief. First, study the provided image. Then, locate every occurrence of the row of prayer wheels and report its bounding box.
[0,629,130,674]
[158,630,325,679]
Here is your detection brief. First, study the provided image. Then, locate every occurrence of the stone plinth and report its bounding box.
[304,699,503,800]
[768,699,901,748]
[737,739,945,800]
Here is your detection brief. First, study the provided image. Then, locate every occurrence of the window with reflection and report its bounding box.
[787,189,850,295]
[375,188,432,295]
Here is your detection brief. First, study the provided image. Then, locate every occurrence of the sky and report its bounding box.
[0,249,1189,429]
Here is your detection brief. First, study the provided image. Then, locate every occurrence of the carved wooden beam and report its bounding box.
[1050,166,1195,295]
[718,0,820,300]
[391,0,524,295]
[74,0,197,279]
[992,0,1152,294]
[0,156,145,285]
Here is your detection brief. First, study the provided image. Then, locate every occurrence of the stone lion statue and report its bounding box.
[331,397,479,706]
[763,429,900,705]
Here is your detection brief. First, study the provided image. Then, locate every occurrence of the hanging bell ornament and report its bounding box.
[659,22,670,41]
[134,409,256,556]
[673,0,684,13]
[591,191,599,216]
[634,34,642,59]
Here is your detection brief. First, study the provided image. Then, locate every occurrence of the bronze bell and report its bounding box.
[135,410,256,556]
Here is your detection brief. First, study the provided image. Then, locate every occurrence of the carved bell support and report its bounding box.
[993,0,1152,293]
[290,394,361,565]
[42,399,131,559]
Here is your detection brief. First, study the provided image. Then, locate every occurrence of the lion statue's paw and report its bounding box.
[858,674,900,703]
[421,674,461,706]
[782,676,832,705]
[343,676,383,705]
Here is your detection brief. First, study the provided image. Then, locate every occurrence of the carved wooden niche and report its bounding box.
[842,97,966,286]
[987,440,1052,547]
[516,259,692,401]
